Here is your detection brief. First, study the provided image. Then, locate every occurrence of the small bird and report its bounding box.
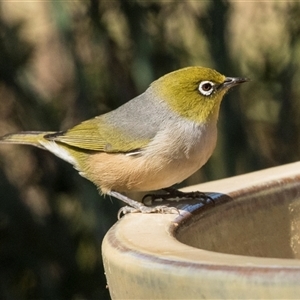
[0,67,248,216]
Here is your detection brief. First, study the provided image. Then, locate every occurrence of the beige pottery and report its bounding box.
[102,162,300,299]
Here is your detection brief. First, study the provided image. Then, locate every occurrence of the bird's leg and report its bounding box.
[142,187,214,205]
[107,191,179,219]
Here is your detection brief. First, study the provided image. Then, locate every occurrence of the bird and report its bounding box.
[0,66,248,216]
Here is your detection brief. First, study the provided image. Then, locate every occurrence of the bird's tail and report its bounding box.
[0,131,82,167]
[0,131,56,149]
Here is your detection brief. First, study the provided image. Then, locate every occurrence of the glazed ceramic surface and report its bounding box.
[102,162,300,299]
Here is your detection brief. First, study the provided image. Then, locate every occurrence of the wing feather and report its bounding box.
[46,117,150,153]
[46,91,169,153]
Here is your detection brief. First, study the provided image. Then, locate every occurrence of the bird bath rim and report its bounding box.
[102,161,300,299]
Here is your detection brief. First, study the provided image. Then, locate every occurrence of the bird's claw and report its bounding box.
[118,204,179,219]
[142,188,214,205]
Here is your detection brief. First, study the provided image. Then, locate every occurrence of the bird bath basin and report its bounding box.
[102,162,300,299]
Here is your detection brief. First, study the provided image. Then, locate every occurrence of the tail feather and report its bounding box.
[0,131,56,149]
[0,131,81,167]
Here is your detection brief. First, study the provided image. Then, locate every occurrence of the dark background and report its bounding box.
[0,1,299,299]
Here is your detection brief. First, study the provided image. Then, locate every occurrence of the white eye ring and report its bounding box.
[198,81,215,96]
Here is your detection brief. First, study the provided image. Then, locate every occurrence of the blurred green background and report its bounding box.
[0,1,299,299]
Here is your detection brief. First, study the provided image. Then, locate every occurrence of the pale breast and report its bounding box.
[140,119,217,189]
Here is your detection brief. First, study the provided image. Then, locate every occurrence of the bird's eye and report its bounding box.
[198,81,215,96]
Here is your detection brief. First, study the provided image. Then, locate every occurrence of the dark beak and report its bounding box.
[220,77,250,89]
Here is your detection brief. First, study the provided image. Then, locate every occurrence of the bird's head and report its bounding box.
[151,66,248,123]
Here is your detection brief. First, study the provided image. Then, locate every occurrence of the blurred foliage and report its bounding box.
[0,0,299,299]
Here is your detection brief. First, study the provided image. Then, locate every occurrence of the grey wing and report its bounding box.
[47,89,171,153]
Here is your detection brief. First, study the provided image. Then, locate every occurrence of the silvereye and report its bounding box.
[0,67,248,216]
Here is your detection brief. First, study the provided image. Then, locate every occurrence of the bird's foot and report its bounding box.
[117,204,179,219]
[142,187,214,205]
[107,191,179,219]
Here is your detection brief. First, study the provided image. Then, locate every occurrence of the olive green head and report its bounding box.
[151,66,248,123]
